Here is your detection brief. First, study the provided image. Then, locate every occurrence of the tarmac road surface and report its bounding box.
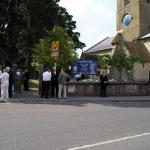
[0,100,150,150]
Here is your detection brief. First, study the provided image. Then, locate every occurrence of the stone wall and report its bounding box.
[67,82,150,96]
[133,63,150,81]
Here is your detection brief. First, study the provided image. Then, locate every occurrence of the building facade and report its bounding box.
[82,0,150,81]
[117,0,150,41]
[116,0,150,81]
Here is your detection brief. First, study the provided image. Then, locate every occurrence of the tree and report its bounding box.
[33,26,77,70]
[124,55,142,80]
[125,56,142,72]
[97,55,112,69]
[0,0,32,65]
[111,49,127,81]
[0,0,85,67]
[97,49,142,81]
[53,6,86,49]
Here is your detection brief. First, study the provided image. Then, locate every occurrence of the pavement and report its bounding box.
[4,88,150,103]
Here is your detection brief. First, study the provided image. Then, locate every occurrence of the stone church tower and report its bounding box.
[117,0,150,41]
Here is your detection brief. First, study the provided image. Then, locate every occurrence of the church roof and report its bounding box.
[111,32,123,44]
[82,33,150,62]
[125,41,150,62]
[139,33,150,40]
[111,32,150,62]
[83,37,114,54]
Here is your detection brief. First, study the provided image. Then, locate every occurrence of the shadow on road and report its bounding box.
[8,88,150,108]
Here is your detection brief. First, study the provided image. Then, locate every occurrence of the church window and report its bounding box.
[124,0,130,6]
[122,14,132,26]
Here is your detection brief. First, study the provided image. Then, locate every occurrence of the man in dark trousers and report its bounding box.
[6,67,13,98]
[51,67,59,98]
[41,68,51,99]
[100,70,108,97]
[23,69,29,91]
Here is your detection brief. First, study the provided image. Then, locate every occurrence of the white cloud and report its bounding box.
[59,0,116,52]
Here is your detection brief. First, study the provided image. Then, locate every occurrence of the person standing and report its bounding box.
[0,69,9,102]
[0,68,2,98]
[15,69,22,93]
[6,67,13,98]
[100,71,108,97]
[41,68,51,99]
[58,67,69,99]
[0,68,2,79]
[23,69,29,91]
[51,67,59,98]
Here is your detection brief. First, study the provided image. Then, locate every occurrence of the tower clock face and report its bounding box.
[122,14,132,26]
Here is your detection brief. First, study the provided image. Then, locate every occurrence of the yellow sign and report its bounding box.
[51,41,59,57]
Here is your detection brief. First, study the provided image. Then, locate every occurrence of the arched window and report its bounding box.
[124,0,130,6]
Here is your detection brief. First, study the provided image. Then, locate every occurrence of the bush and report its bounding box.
[29,79,39,88]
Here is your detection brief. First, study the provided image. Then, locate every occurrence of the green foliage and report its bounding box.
[125,56,142,72]
[112,49,127,73]
[56,6,86,49]
[34,26,77,70]
[98,49,142,81]
[112,49,143,81]
[97,55,112,68]
[0,0,85,67]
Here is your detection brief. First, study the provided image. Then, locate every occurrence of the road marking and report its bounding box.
[66,132,150,150]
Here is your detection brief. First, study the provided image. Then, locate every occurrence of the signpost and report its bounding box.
[51,41,59,57]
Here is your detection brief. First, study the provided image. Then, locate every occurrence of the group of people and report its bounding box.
[0,65,108,102]
[41,67,108,99]
[0,67,29,102]
[41,67,70,100]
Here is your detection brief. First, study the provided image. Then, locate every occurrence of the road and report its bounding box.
[0,100,150,150]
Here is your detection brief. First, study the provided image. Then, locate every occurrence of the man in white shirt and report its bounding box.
[41,68,51,98]
[0,69,9,102]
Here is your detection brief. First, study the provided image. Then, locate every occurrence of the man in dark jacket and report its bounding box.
[51,67,59,98]
[23,69,29,91]
[6,67,13,98]
[100,70,108,97]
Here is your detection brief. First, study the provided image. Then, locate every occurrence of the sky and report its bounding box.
[59,0,117,56]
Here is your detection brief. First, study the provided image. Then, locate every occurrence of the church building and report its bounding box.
[82,0,150,81]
